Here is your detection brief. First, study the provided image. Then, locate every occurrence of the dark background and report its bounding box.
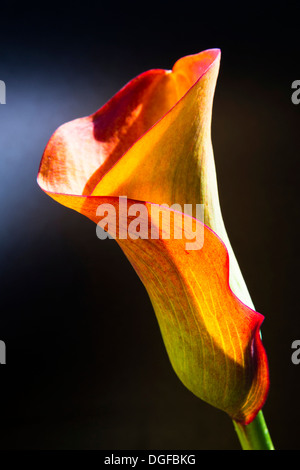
[0,0,299,450]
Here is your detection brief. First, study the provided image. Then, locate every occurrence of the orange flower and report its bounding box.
[37,49,269,424]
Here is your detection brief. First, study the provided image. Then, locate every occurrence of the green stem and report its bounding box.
[233,410,274,450]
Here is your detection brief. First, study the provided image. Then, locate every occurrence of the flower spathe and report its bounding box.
[37,49,269,424]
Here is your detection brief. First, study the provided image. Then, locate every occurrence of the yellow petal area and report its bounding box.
[88,50,253,309]
[37,49,270,424]
[90,50,219,206]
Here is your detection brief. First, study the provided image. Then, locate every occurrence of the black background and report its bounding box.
[0,0,299,450]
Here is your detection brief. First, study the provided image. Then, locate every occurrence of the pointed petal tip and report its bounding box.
[173,47,221,68]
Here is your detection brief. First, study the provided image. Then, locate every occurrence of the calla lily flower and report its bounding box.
[37,49,269,426]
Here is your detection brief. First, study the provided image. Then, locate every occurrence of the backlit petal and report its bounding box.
[37,50,270,424]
